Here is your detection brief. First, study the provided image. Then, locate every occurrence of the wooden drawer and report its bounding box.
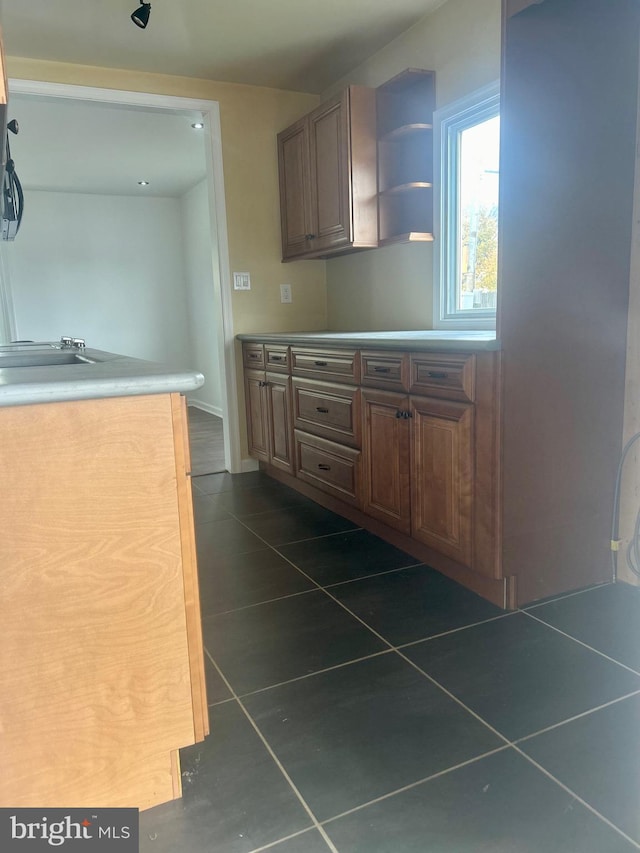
[243,343,265,369]
[409,353,476,402]
[292,378,361,448]
[295,429,362,507]
[265,345,290,373]
[361,351,409,391]
[291,348,360,384]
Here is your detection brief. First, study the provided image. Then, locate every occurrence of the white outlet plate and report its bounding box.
[233,272,251,290]
[280,283,292,303]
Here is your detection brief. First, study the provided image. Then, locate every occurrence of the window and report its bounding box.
[433,83,500,329]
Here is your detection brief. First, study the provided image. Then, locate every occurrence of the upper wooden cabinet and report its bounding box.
[376,69,435,246]
[277,87,378,261]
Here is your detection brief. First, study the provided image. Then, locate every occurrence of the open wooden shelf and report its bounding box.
[379,231,434,246]
[380,123,433,142]
[380,181,433,196]
[376,70,436,246]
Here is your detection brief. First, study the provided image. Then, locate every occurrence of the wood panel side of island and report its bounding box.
[0,393,207,809]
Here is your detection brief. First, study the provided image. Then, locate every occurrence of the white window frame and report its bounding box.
[433,82,500,330]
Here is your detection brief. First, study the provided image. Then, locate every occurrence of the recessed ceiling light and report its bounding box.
[138,180,150,186]
[191,122,204,129]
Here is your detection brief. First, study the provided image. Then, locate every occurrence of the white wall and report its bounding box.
[181,179,222,414]
[7,190,193,368]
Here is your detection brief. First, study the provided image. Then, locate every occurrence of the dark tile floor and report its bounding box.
[141,471,640,853]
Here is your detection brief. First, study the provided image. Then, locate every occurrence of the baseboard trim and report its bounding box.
[188,400,223,418]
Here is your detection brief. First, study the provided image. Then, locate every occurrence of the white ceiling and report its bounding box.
[0,0,446,94]
[2,0,449,199]
[8,94,208,197]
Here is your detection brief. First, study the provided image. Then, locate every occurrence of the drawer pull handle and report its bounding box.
[373,366,391,373]
[316,406,329,413]
[249,353,260,359]
[318,463,331,471]
[271,355,284,362]
[314,360,328,367]
[427,371,448,379]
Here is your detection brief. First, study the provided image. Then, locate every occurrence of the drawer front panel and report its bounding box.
[361,351,409,391]
[243,343,265,369]
[292,379,361,448]
[291,348,360,384]
[265,345,291,373]
[295,430,362,507]
[410,353,475,402]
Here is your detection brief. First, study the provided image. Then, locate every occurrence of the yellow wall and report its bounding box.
[323,0,501,331]
[6,57,327,337]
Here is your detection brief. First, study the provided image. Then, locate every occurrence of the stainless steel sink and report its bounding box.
[0,351,97,368]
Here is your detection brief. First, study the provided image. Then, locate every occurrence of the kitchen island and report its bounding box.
[0,343,208,810]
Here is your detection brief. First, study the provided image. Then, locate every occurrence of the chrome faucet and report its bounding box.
[60,336,86,349]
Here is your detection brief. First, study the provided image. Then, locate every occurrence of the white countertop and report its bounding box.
[0,343,204,407]
[237,330,499,351]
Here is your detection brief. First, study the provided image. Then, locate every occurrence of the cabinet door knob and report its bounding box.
[258,380,268,387]
[305,233,316,240]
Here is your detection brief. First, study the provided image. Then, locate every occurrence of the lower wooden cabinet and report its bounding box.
[242,342,505,607]
[295,429,362,506]
[362,389,474,566]
[245,368,294,474]
[362,388,411,534]
[410,395,474,566]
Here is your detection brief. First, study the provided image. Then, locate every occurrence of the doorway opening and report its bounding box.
[1,79,243,473]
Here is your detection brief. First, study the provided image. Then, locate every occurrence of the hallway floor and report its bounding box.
[141,471,640,852]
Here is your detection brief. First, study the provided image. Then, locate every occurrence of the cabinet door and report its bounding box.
[266,373,294,474]
[362,389,411,534]
[277,118,312,260]
[411,395,474,566]
[308,91,350,252]
[244,369,269,461]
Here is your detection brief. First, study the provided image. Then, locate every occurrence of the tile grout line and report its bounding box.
[514,688,640,745]
[204,651,341,853]
[201,485,640,846]
[396,611,518,649]
[247,826,331,853]
[523,609,640,677]
[234,649,395,700]
[206,513,518,746]
[201,561,433,621]
[217,617,640,853]
[511,745,640,850]
[521,582,612,611]
[222,509,516,651]
[312,561,425,588]
[202,587,318,619]
[319,745,512,827]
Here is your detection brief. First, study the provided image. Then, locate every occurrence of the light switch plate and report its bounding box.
[233,272,251,291]
[280,283,292,303]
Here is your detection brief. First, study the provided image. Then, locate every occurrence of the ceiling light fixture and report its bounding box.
[131,1,151,29]
[191,122,204,130]
[138,180,150,186]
